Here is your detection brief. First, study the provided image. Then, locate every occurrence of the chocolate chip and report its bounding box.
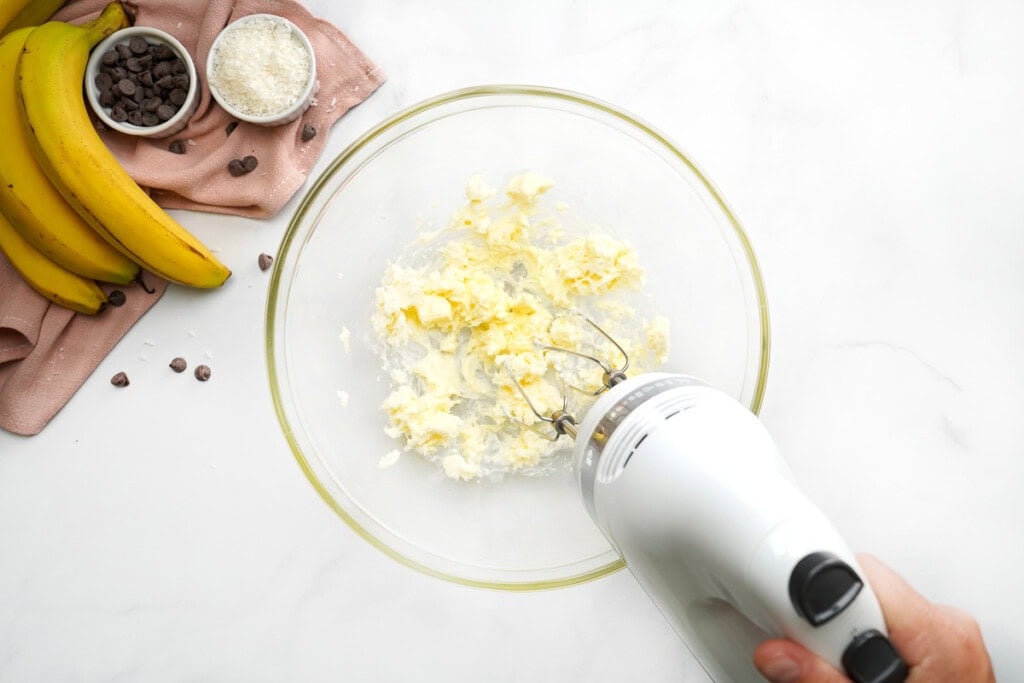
[156,104,177,121]
[115,43,131,59]
[155,75,175,90]
[152,44,174,60]
[116,78,134,95]
[169,357,187,373]
[110,105,127,122]
[168,88,187,106]
[101,50,119,66]
[153,61,171,79]
[258,253,273,271]
[123,98,139,112]
[125,57,143,73]
[168,140,186,154]
[127,109,144,126]
[225,121,238,136]
[194,364,211,382]
[172,74,190,90]
[110,371,130,387]
[242,155,258,172]
[138,70,154,88]
[99,90,115,107]
[107,290,126,307]
[170,58,185,74]
[94,72,113,90]
[227,159,247,176]
[129,36,149,54]
[301,124,316,142]
[143,97,161,112]
[141,112,160,126]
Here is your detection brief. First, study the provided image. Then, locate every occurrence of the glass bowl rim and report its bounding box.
[264,84,772,591]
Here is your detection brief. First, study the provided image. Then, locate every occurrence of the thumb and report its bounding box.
[754,639,851,683]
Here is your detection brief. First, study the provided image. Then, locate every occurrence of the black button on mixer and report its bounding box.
[842,629,909,683]
[788,551,864,626]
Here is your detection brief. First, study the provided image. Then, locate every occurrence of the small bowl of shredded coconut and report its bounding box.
[206,14,317,126]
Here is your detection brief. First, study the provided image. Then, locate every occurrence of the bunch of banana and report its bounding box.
[0,1,231,316]
[0,0,65,36]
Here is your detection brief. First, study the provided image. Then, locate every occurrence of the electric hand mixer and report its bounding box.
[510,319,909,683]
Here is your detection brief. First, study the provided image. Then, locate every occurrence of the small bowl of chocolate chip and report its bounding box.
[84,26,199,139]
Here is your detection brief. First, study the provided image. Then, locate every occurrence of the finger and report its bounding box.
[754,639,851,683]
[856,554,935,664]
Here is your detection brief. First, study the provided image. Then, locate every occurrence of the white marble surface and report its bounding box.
[2,1,1023,680]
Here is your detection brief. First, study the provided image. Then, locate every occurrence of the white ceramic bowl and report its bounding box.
[206,14,317,126]
[266,86,771,590]
[85,26,199,139]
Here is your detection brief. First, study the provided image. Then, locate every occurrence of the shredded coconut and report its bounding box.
[209,16,312,117]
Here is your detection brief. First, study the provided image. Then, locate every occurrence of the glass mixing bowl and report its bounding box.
[266,85,770,590]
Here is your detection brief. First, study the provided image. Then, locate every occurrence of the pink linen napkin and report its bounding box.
[0,254,168,436]
[54,0,386,218]
[1,0,384,436]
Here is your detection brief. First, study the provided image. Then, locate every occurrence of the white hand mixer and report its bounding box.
[510,319,908,683]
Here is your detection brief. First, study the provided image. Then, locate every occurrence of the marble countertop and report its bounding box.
[2,1,1022,680]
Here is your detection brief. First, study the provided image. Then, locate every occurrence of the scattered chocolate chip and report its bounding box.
[107,290,126,307]
[258,253,273,271]
[225,120,238,136]
[169,357,187,373]
[301,124,316,142]
[194,364,211,382]
[168,140,186,154]
[242,155,258,172]
[227,159,247,176]
[110,371,130,387]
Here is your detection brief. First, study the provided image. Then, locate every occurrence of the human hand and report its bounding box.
[754,554,995,683]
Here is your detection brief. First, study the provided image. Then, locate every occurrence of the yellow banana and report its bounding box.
[17,2,231,289]
[0,209,107,315]
[0,27,139,285]
[0,0,65,36]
